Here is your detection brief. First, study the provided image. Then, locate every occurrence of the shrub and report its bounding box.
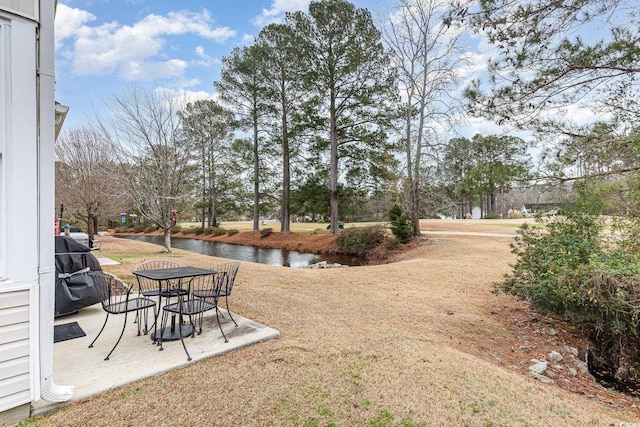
[389,204,412,244]
[170,225,182,234]
[211,227,227,237]
[336,225,387,254]
[144,225,156,233]
[483,213,500,219]
[181,227,194,235]
[133,225,146,233]
[193,227,204,235]
[226,229,239,236]
[114,227,126,233]
[260,227,273,238]
[203,227,214,235]
[498,210,640,387]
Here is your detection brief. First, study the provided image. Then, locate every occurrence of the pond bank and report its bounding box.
[111,228,341,255]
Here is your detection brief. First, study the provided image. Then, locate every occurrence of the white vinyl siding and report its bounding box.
[0,17,6,280]
[0,10,37,414]
[0,290,30,411]
[2,13,38,285]
[0,0,35,19]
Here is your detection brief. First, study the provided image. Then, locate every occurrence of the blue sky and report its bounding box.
[54,0,605,142]
[55,0,374,128]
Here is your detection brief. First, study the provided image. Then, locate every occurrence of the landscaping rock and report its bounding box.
[562,346,579,357]
[529,360,548,375]
[576,360,589,375]
[306,261,347,269]
[548,351,563,362]
[527,372,555,384]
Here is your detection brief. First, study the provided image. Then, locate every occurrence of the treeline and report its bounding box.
[57,0,536,246]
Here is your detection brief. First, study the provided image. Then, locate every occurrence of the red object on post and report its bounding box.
[170,209,178,222]
[54,217,60,235]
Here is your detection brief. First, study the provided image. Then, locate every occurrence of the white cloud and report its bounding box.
[54,3,96,49]
[193,46,218,67]
[120,59,187,80]
[242,34,256,44]
[252,0,310,27]
[154,86,218,108]
[55,5,236,79]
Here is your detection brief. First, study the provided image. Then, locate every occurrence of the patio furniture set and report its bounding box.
[87,261,241,362]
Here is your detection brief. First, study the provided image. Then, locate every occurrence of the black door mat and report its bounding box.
[54,322,86,343]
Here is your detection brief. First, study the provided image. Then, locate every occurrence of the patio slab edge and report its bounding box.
[31,315,279,417]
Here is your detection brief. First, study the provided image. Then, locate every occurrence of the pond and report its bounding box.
[116,235,365,268]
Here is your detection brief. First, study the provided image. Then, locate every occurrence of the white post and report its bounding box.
[37,0,73,403]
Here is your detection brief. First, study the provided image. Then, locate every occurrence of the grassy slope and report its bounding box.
[37,219,640,426]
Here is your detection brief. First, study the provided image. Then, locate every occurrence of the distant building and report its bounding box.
[0,1,72,424]
[521,202,572,217]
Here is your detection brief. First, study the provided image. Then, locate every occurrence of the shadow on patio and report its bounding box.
[33,300,279,415]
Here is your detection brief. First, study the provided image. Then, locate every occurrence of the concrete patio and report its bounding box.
[32,291,279,415]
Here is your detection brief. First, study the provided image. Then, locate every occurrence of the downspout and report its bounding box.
[37,0,73,402]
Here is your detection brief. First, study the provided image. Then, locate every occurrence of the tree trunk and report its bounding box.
[490,191,496,215]
[208,161,214,227]
[87,214,96,236]
[281,77,290,235]
[405,105,421,236]
[162,227,172,252]
[329,86,339,236]
[201,149,206,229]
[211,183,218,228]
[86,214,93,236]
[252,110,260,233]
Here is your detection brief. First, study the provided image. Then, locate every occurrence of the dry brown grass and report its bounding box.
[37,219,640,426]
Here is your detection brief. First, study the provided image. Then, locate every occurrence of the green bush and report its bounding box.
[260,227,273,238]
[133,225,146,233]
[170,225,182,234]
[211,227,227,237]
[389,204,412,244]
[203,227,214,235]
[484,213,500,219]
[144,225,156,233]
[193,227,204,235]
[498,211,640,386]
[227,229,239,236]
[114,227,126,233]
[181,227,194,235]
[336,225,387,254]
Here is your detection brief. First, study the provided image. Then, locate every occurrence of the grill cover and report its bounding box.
[54,236,102,317]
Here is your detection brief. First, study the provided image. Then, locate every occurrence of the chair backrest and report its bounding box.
[189,273,220,301]
[90,271,132,311]
[134,260,183,293]
[213,262,240,295]
[134,260,183,272]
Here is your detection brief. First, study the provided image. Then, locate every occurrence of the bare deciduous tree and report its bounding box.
[382,0,465,235]
[55,127,126,237]
[99,85,195,252]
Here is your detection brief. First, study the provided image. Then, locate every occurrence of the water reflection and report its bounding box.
[116,235,364,268]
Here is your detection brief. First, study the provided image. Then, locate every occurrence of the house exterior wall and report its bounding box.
[0,0,36,19]
[0,8,40,415]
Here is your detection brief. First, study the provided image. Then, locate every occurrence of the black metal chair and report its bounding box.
[133,260,184,337]
[88,271,157,360]
[160,273,226,361]
[192,262,240,327]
